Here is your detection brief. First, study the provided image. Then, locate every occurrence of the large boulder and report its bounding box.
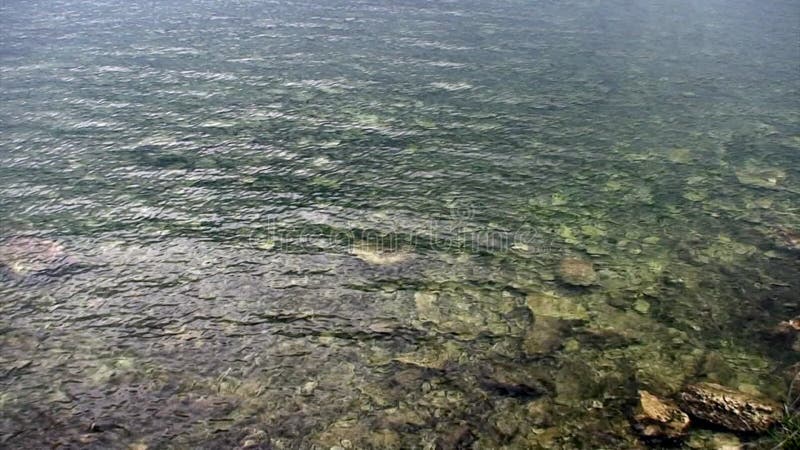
[678,382,782,433]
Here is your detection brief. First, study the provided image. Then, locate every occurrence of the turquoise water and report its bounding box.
[1,0,799,448]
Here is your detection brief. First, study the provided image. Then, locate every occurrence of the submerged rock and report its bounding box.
[558,257,597,286]
[632,299,651,315]
[777,317,800,333]
[735,165,786,189]
[436,424,475,450]
[526,291,589,321]
[686,431,743,450]
[522,292,588,356]
[632,390,690,439]
[522,316,567,356]
[0,236,76,280]
[239,429,270,449]
[412,287,522,338]
[770,317,800,352]
[351,241,410,265]
[315,420,402,450]
[774,227,800,252]
[480,364,551,399]
[667,148,693,164]
[678,382,782,433]
[709,433,743,450]
[393,342,465,370]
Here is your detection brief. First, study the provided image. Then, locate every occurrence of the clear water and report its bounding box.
[1,0,799,448]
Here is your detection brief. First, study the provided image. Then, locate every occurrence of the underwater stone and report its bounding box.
[686,431,742,450]
[315,420,377,450]
[367,321,398,334]
[300,381,318,396]
[633,299,651,315]
[777,317,800,333]
[553,359,597,406]
[240,429,270,449]
[770,317,800,352]
[436,424,475,450]
[774,227,800,252]
[351,242,410,265]
[0,236,74,277]
[709,433,742,450]
[526,292,589,321]
[558,257,598,286]
[480,364,552,399]
[735,165,786,189]
[697,353,737,386]
[632,390,690,439]
[414,291,438,318]
[393,342,464,370]
[378,406,427,428]
[526,398,554,427]
[413,287,520,338]
[488,398,526,438]
[365,430,402,449]
[678,383,782,433]
[580,224,607,238]
[520,427,561,449]
[523,316,567,356]
[667,148,693,164]
[772,316,800,352]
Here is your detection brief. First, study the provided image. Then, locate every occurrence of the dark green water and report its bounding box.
[1,0,799,448]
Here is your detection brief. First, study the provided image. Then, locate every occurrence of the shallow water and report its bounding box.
[1,0,799,448]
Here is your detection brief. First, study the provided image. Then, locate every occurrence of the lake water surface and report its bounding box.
[1,0,799,448]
